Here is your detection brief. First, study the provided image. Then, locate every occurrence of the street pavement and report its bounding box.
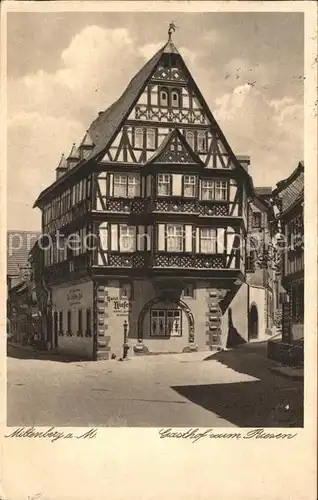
[7,341,303,427]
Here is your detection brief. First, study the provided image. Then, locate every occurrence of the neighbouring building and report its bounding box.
[7,230,40,341]
[244,186,280,343]
[268,161,304,365]
[32,31,282,361]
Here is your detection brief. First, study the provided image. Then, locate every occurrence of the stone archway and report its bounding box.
[249,303,259,340]
[137,295,194,343]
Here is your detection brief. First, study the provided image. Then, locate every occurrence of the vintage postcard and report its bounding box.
[1,1,317,499]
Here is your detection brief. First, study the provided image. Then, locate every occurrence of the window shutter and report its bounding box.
[111,225,118,251]
[196,228,200,253]
[217,228,225,253]
[157,224,165,251]
[137,226,145,251]
[109,174,114,196]
[173,174,182,196]
[185,225,193,252]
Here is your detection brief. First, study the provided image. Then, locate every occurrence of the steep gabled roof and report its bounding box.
[7,230,41,277]
[272,161,304,216]
[34,38,254,207]
[147,128,205,166]
[88,43,171,161]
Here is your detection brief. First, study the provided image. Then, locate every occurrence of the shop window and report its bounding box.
[67,310,72,336]
[59,311,63,335]
[86,309,92,337]
[78,309,83,336]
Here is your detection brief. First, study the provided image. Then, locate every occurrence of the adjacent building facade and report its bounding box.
[32,36,279,360]
[268,161,304,365]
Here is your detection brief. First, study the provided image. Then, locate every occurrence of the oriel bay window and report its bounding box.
[150,309,182,337]
[201,179,228,201]
[113,174,140,198]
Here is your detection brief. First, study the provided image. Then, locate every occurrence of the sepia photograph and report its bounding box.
[6,9,306,430]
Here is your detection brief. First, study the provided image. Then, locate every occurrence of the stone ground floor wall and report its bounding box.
[50,278,276,360]
[102,279,215,359]
[51,280,94,360]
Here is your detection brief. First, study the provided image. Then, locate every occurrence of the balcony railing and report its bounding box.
[97,251,230,270]
[100,196,230,217]
[150,253,227,269]
[103,197,145,214]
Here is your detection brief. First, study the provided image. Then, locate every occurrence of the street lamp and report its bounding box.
[123,320,129,359]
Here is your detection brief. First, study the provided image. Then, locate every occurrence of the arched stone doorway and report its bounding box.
[249,304,259,340]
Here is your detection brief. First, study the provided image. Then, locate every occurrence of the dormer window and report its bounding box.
[134,127,143,149]
[146,128,156,150]
[197,132,207,153]
[159,88,169,107]
[171,89,181,108]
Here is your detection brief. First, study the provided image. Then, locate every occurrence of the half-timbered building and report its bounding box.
[33,34,260,360]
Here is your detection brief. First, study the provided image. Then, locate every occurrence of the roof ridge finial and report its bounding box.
[168,21,177,41]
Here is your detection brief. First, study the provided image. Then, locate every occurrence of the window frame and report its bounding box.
[183,175,197,198]
[113,174,140,198]
[182,283,195,299]
[150,308,182,337]
[134,127,144,149]
[200,227,218,254]
[157,173,172,197]
[201,179,228,201]
[166,224,184,253]
[197,131,207,153]
[119,225,136,253]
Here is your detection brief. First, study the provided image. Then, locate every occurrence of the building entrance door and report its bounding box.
[249,304,259,340]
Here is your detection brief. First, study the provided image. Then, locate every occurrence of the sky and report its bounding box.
[7,11,304,230]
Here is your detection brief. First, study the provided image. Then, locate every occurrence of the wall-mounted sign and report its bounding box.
[107,295,132,315]
[67,288,83,305]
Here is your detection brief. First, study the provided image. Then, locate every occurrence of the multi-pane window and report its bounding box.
[167,224,183,252]
[119,226,135,252]
[197,132,207,153]
[183,175,196,197]
[157,174,171,196]
[150,309,182,337]
[200,228,217,254]
[113,174,140,198]
[186,131,195,149]
[134,128,143,148]
[201,180,228,201]
[146,128,156,150]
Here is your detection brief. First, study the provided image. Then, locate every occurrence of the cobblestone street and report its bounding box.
[7,341,303,428]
